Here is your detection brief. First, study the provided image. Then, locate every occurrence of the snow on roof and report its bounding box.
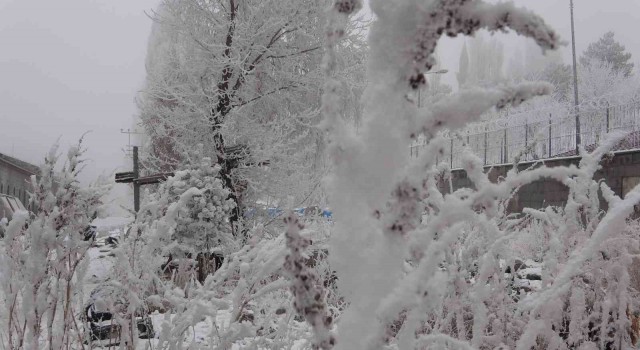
[0,152,40,175]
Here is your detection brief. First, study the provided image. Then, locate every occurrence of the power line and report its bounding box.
[120,128,143,157]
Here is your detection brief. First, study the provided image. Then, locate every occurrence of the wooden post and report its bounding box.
[116,151,174,218]
[133,146,140,213]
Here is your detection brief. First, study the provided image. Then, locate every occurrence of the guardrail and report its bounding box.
[410,103,640,169]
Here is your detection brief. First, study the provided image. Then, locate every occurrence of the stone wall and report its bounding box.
[447,149,640,213]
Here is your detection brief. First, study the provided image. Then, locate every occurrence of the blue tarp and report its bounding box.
[243,206,332,219]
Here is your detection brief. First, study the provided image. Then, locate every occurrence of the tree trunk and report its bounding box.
[213,131,242,237]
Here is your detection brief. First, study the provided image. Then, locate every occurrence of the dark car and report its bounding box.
[84,285,154,346]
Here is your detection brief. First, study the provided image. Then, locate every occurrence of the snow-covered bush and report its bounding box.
[126,145,237,284]
[106,147,333,347]
[137,221,318,349]
[0,140,108,350]
[320,0,640,349]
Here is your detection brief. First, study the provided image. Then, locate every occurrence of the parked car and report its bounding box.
[0,194,27,221]
[84,285,154,346]
[83,225,98,241]
[0,194,28,238]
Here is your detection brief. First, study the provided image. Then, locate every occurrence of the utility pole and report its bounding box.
[570,0,581,153]
[115,146,173,215]
[133,146,140,213]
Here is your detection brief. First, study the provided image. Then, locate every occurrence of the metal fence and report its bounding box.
[410,103,640,169]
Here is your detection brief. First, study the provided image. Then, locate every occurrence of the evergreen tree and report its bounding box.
[143,145,237,282]
[581,31,634,77]
[534,62,573,101]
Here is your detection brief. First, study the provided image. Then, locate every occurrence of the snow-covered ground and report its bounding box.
[86,216,131,286]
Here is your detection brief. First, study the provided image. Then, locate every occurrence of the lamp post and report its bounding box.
[570,0,581,153]
[418,69,449,107]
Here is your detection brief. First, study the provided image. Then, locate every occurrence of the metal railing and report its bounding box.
[410,103,640,169]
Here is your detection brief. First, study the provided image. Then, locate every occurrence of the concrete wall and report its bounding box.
[446,149,640,213]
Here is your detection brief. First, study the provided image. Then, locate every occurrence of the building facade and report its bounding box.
[0,152,39,208]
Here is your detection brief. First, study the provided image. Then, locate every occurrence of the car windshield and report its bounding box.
[0,195,27,220]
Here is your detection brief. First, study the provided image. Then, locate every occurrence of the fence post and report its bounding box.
[450,138,454,169]
[548,115,552,158]
[484,128,488,165]
[503,128,508,163]
[606,104,610,133]
[524,122,528,161]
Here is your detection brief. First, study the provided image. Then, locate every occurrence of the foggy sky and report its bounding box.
[0,0,158,183]
[433,0,640,89]
[1,0,639,184]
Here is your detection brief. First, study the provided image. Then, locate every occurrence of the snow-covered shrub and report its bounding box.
[97,146,239,346]
[282,212,335,349]
[131,145,237,284]
[0,140,108,350]
[107,147,338,348]
[142,222,316,349]
[511,135,640,349]
[320,1,640,349]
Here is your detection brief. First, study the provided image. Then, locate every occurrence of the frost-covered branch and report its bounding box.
[283,212,335,349]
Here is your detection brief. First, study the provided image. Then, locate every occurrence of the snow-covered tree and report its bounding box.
[462,33,505,88]
[458,42,470,88]
[137,0,367,232]
[534,62,573,101]
[0,140,108,349]
[581,31,634,78]
[579,58,637,109]
[154,146,236,281]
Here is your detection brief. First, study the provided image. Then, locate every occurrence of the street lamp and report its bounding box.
[570,0,581,152]
[419,69,449,107]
